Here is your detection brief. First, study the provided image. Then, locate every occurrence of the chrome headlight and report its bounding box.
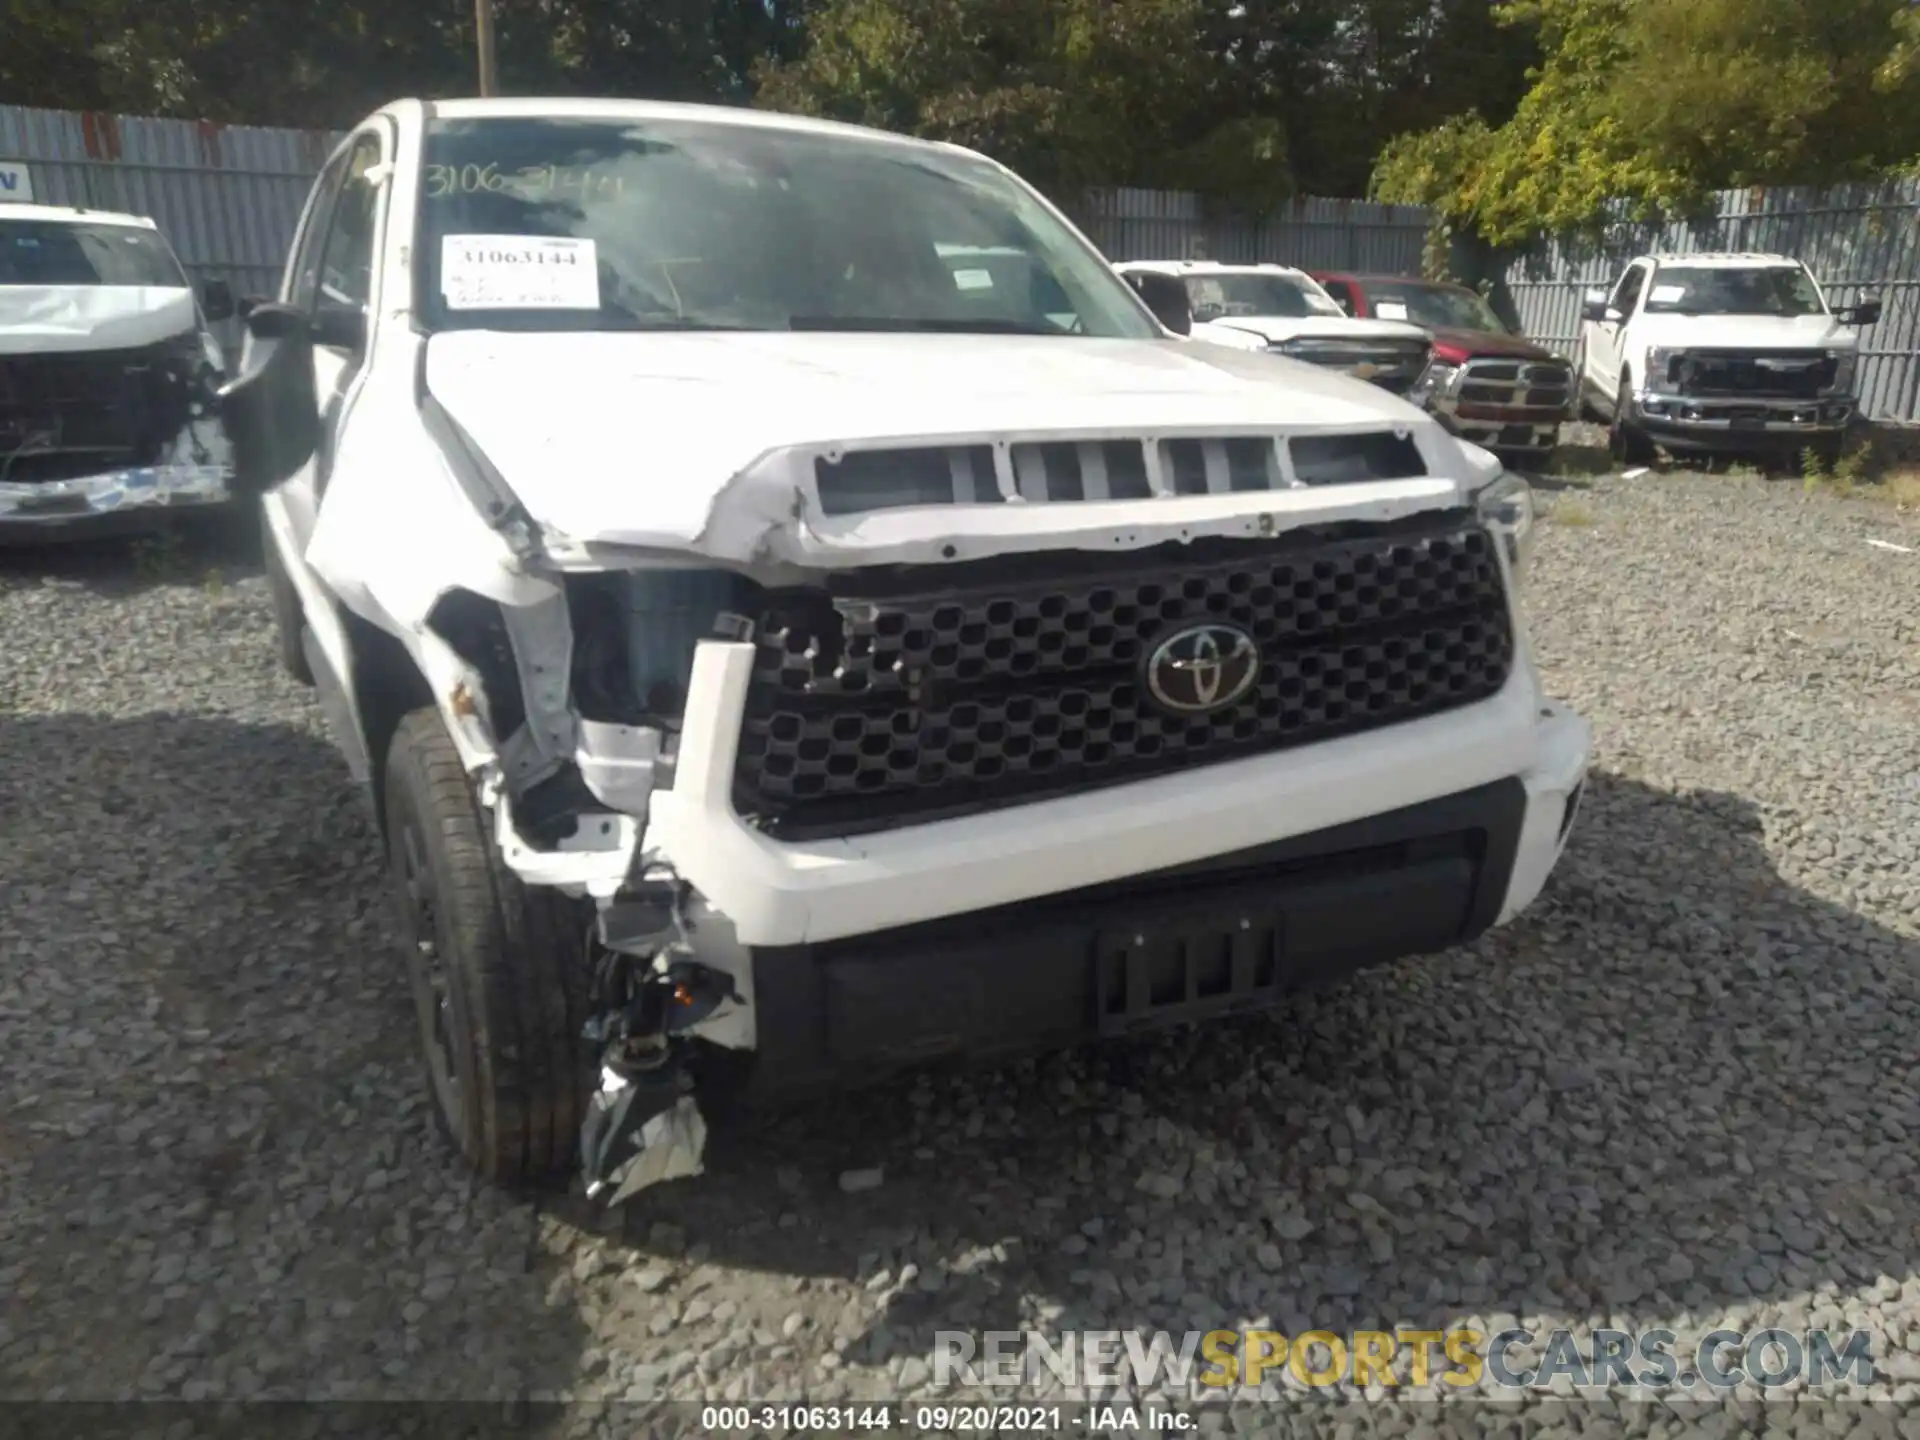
[1475,469,1536,585]
[1413,361,1461,401]
[1643,346,1680,387]
[1826,349,1857,393]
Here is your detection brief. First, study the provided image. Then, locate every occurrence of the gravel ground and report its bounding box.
[2,471,1917,1437]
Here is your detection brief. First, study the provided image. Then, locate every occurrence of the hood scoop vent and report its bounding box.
[813,432,1427,516]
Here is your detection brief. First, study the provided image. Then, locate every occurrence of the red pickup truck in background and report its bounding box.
[1313,272,1574,469]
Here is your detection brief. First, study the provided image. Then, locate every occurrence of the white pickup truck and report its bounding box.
[1576,251,1881,467]
[1114,261,1434,398]
[217,97,1589,1201]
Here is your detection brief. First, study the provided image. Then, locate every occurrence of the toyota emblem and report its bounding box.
[1143,623,1261,716]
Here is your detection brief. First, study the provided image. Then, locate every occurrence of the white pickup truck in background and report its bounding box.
[1114,261,1434,398]
[1575,251,1881,468]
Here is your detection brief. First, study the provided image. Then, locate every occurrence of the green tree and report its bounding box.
[754,0,1536,203]
[1372,0,1920,244]
[753,0,1278,201]
[0,0,810,130]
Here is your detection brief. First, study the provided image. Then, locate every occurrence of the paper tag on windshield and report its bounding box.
[952,268,994,291]
[1647,284,1686,304]
[441,234,599,310]
[1374,301,1409,320]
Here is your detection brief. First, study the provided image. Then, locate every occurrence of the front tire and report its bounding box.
[1608,370,1656,467]
[383,708,595,1187]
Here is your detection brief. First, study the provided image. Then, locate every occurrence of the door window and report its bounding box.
[312,135,383,338]
[287,150,349,310]
[1609,264,1646,317]
[1321,279,1356,314]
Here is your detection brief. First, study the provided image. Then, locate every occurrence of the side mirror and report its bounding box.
[1843,296,1882,327]
[238,294,267,321]
[200,278,236,323]
[312,303,367,353]
[1125,271,1192,337]
[216,302,319,497]
[1580,288,1610,323]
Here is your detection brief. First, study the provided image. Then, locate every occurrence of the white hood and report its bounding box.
[1196,315,1431,348]
[422,330,1456,554]
[0,285,199,354]
[1629,312,1854,352]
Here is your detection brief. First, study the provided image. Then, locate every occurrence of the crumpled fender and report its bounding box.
[304,344,553,634]
[301,337,642,896]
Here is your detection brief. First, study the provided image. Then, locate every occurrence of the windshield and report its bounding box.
[1360,280,1505,332]
[1181,272,1343,321]
[0,219,188,287]
[1642,266,1826,317]
[414,117,1160,338]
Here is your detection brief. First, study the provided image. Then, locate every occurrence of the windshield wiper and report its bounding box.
[786,315,1066,335]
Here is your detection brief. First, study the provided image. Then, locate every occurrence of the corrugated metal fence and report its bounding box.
[3,102,1917,421]
[0,104,340,348]
[1071,187,1429,273]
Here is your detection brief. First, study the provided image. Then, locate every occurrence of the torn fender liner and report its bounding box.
[580,1065,705,1204]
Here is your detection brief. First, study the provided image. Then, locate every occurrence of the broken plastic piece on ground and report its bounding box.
[581,1059,705,1204]
[607,1096,706,1204]
[1620,467,1651,480]
[1864,537,1912,554]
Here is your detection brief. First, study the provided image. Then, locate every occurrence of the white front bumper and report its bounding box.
[646,640,1593,948]
[1495,697,1590,924]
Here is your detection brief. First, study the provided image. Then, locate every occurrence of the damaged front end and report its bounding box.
[422,569,767,1204]
[0,332,232,535]
[340,396,1506,1207]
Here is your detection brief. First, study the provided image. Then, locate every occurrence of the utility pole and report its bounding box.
[475,0,499,96]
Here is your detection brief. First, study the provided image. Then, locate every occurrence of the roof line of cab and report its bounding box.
[0,201,158,230]
[1636,251,1803,265]
[1118,260,1314,275]
[363,95,993,163]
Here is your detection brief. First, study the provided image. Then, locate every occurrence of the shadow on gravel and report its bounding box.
[0,711,590,1401]
[606,767,1919,1378]
[4,702,1915,1404]
[0,510,261,599]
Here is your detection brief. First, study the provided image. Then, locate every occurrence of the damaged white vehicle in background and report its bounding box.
[0,202,235,538]
[219,98,1591,1204]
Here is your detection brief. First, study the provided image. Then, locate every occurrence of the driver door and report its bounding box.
[271,127,389,568]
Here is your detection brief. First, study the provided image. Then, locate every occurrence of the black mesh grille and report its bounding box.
[1673,351,1836,400]
[0,341,194,482]
[733,511,1515,838]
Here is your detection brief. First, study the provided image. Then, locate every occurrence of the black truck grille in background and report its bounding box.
[0,341,194,484]
[1669,350,1836,400]
[1457,359,1573,411]
[735,512,1515,838]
